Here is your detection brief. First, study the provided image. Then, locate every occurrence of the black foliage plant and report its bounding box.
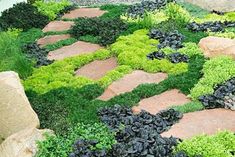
[70,17,128,46]
[23,42,53,67]
[147,51,189,63]
[187,21,235,32]
[98,105,182,157]
[149,29,184,49]
[0,2,49,31]
[199,77,235,110]
[126,0,174,18]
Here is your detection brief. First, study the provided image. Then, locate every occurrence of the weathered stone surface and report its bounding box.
[98,71,167,101]
[48,41,102,60]
[0,128,53,157]
[37,34,71,47]
[182,0,235,12]
[161,109,235,139]
[62,8,106,19]
[42,21,74,32]
[76,57,118,80]
[133,89,191,114]
[0,71,39,143]
[199,36,235,59]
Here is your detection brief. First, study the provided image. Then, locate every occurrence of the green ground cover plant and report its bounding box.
[190,56,235,100]
[33,0,71,20]
[43,38,77,51]
[0,2,49,31]
[175,131,235,157]
[35,123,116,157]
[18,28,44,46]
[24,49,132,94]
[0,31,33,79]
[100,4,129,19]
[170,101,204,113]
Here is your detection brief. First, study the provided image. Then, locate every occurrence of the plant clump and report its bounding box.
[0,2,49,31]
[199,77,235,110]
[147,51,189,63]
[98,105,182,157]
[187,21,235,32]
[149,29,184,49]
[23,42,53,67]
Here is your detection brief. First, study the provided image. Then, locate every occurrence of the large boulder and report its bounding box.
[199,36,235,59]
[182,0,235,12]
[0,71,39,143]
[0,128,53,157]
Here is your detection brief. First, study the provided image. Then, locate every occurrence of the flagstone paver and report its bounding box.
[62,8,106,19]
[161,109,235,139]
[37,34,71,47]
[132,89,191,114]
[98,70,168,101]
[42,21,74,32]
[47,41,102,60]
[75,57,118,80]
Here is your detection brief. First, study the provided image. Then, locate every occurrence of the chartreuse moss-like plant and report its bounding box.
[190,56,235,100]
[208,28,235,39]
[36,123,116,157]
[110,29,188,75]
[175,131,235,157]
[33,0,71,20]
[194,12,235,23]
[24,49,132,94]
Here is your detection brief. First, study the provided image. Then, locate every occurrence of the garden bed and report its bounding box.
[1,0,235,157]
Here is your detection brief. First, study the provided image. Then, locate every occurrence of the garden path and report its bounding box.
[62,8,106,19]
[37,34,71,47]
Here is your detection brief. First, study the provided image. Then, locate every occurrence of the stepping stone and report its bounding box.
[161,109,235,139]
[42,21,74,32]
[132,89,191,115]
[62,8,106,19]
[37,34,71,47]
[47,41,102,60]
[75,57,118,80]
[98,70,168,101]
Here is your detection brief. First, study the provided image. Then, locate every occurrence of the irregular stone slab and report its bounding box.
[48,41,102,60]
[199,36,235,59]
[37,34,71,47]
[0,128,53,157]
[62,8,106,19]
[0,71,39,143]
[76,57,118,80]
[42,21,74,32]
[182,0,235,12]
[98,71,168,101]
[161,109,235,139]
[132,89,191,115]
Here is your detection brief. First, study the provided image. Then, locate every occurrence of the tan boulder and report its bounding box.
[183,0,235,12]
[0,71,39,143]
[199,36,235,59]
[0,128,53,157]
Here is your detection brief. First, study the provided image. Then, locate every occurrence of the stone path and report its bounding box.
[62,8,106,19]
[37,34,71,47]
[132,89,191,115]
[42,21,74,32]
[47,41,102,60]
[98,70,168,101]
[161,108,235,139]
[76,57,118,80]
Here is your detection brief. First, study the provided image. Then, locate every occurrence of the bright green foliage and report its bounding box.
[100,4,129,19]
[78,35,99,44]
[24,49,132,94]
[165,2,191,26]
[33,0,70,20]
[195,13,227,23]
[208,28,235,39]
[224,12,235,21]
[43,38,77,51]
[170,101,204,113]
[190,56,235,100]
[18,28,43,46]
[0,32,33,79]
[110,29,188,74]
[177,1,209,18]
[36,123,116,157]
[175,131,235,157]
[179,28,207,43]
